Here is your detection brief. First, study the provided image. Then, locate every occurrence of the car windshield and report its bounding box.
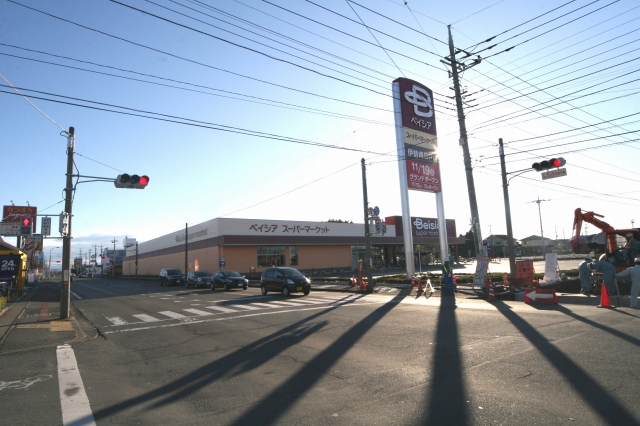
[281,268,303,277]
[224,271,242,278]
[194,271,212,277]
[167,269,182,276]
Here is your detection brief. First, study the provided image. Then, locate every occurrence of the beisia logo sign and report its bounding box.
[403,85,434,118]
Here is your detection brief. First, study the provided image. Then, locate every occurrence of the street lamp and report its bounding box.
[49,246,59,279]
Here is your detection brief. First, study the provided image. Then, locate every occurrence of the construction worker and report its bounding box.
[616,257,640,309]
[442,260,455,296]
[622,233,639,263]
[578,256,593,294]
[591,258,617,295]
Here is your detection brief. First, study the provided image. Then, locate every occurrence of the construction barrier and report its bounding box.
[516,260,535,285]
[488,281,496,301]
[524,288,557,304]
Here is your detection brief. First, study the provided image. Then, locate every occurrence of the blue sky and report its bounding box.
[1,0,639,265]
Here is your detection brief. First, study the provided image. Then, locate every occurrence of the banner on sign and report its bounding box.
[473,257,489,288]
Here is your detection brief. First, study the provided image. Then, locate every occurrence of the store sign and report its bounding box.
[3,205,37,232]
[249,224,330,234]
[0,254,21,282]
[410,217,457,238]
[393,78,441,194]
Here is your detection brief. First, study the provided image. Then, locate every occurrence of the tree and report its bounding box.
[459,227,476,258]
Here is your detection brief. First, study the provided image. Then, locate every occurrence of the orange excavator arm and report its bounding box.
[570,208,616,253]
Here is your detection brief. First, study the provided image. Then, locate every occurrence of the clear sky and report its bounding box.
[1,0,639,266]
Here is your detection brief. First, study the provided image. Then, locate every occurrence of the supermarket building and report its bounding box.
[123,216,463,276]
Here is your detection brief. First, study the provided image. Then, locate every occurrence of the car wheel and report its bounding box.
[243,285,248,290]
[261,285,268,295]
[282,286,290,297]
[303,288,310,296]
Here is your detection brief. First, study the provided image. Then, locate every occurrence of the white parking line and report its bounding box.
[56,344,96,426]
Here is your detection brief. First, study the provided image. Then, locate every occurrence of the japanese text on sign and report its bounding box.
[249,224,330,234]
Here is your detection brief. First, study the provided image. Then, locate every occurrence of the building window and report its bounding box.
[290,246,298,266]
[257,246,285,267]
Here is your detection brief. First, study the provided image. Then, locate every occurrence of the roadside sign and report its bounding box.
[2,206,37,232]
[541,168,567,180]
[0,221,22,236]
[219,257,226,267]
[373,206,380,216]
[524,288,557,304]
[473,257,489,288]
[41,217,52,236]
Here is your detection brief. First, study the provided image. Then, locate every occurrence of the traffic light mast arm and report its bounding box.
[71,174,117,184]
[506,168,535,185]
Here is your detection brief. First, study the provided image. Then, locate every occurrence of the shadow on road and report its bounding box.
[421,295,469,425]
[555,305,640,348]
[494,301,640,425]
[84,291,407,423]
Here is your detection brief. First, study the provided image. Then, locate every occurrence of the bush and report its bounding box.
[0,296,6,309]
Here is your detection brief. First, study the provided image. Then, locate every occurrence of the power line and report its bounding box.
[0,87,390,155]
[6,0,394,112]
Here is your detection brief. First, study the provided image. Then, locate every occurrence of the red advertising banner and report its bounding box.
[406,160,441,192]
[2,205,37,232]
[395,78,437,136]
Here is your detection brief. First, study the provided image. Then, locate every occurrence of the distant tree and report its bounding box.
[459,227,476,257]
[327,219,353,223]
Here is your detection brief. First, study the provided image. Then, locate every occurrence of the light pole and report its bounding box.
[111,238,118,278]
[49,246,59,279]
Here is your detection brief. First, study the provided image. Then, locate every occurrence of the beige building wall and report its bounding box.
[125,244,353,276]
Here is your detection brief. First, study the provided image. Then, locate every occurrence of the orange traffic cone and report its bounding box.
[488,281,496,301]
[597,284,613,308]
[417,276,424,292]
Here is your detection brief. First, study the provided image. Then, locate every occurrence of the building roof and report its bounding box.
[521,235,553,241]
[0,237,19,251]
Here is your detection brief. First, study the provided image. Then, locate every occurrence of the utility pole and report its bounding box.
[499,139,517,280]
[445,26,483,256]
[185,223,188,277]
[60,126,74,319]
[530,197,550,256]
[361,159,373,293]
[135,241,139,277]
[111,238,118,278]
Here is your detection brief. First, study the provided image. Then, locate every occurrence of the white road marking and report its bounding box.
[249,302,277,308]
[56,344,96,426]
[286,299,325,305]
[227,304,261,310]
[158,311,188,320]
[0,375,52,391]
[70,291,83,300]
[204,306,238,313]
[105,317,128,326]
[132,314,161,323]
[268,301,309,307]
[183,308,215,316]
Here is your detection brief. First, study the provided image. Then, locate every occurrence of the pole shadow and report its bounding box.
[229,290,410,425]
[494,301,640,425]
[421,295,469,425]
[554,305,640,348]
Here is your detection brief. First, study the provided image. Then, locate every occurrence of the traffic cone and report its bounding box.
[411,276,416,287]
[488,281,496,301]
[452,275,457,289]
[417,276,424,292]
[597,284,613,308]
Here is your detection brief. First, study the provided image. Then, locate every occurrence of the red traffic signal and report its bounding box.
[114,174,150,189]
[21,217,31,226]
[532,157,565,172]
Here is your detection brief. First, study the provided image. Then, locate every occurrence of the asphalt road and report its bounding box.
[1,278,640,425]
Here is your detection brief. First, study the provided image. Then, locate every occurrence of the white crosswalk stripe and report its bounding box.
[133,314,161,322]
[106,316,127,326]
[203,306,238,313]
[183,308,215,316]
[158,311,188,319]
[268,301,309,307]
[227,304,261,310]
[248,302,277,309]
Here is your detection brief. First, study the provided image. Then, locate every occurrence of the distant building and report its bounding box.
[102,249,126,276]
[520,236,555,255]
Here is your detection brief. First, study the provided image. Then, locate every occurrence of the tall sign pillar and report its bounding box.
[393,78,449,277]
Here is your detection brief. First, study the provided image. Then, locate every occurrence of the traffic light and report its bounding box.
[114,174,150,189]
[532,157,565,171]
[20,217,32,235]
[381,221,387,235]
[374,217,381,234]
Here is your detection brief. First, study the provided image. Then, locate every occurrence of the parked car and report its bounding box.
[261,267,310,296]
[186,271,214,288]
[212,270,248,291]
[159,268,184,286]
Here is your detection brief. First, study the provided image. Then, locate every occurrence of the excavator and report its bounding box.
[570,208,639,272]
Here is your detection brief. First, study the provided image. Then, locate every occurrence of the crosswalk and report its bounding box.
[104,294,365,326]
